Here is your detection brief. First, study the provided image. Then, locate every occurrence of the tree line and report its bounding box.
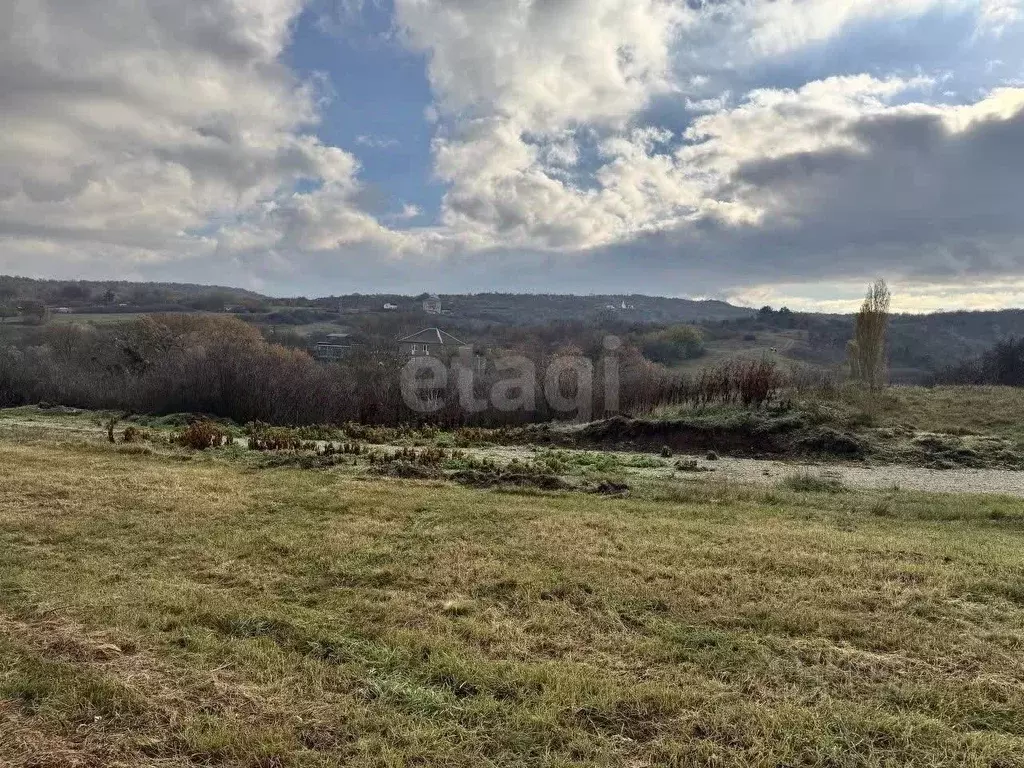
[0,314,786,426]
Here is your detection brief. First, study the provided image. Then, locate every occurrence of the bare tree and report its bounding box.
[847,279,891,389]
[19,299,48,325]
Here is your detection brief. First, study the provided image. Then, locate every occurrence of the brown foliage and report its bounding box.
[0,313,783,428]
[121,425,146,443]
[175,420,226,450]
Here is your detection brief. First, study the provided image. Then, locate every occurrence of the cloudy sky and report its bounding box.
[3,0,1024,309]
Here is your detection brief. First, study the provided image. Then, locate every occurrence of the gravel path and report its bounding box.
[473,444,1024,497]
[4,417,1023,497]
[681,455,1024,497]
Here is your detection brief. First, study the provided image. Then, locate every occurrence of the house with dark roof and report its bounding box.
[314,332,358,361]
[397,327,468,358]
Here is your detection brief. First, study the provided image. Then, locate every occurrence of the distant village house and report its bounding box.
[422,294,442,314]
[314,333,357,361]
[397,327,469,359]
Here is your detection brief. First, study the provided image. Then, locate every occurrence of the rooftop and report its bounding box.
[396,327,467,346]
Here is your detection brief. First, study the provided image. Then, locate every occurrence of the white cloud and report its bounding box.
[733,278,1024,313]
[4,0,1024,307]
[393,0,697,248]
[396,0,685,131]
[0,0,395,280]
[394,203,423,220]
[355,134,400,149]
[978,0,1023,33]
[392,0,1022,255]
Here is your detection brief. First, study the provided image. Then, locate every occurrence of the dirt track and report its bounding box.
[678,454,1024,497]
[4,416,1023,498]
[478,445,1024,497]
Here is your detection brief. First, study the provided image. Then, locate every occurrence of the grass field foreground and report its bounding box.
[1,427,1024,766]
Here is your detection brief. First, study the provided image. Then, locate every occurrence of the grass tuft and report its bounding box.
[779,470,848,493]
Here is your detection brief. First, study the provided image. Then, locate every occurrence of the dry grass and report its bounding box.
[668,330,809,375]
[856,385,1024,441]
[1,432,1024,766]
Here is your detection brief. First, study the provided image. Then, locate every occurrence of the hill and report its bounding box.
[0,275,264,311]
[0,277,752,324]
[7,275,1024,381]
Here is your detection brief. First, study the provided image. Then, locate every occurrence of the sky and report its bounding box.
[2,0,1024,311]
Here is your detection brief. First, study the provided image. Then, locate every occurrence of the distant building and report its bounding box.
[314,344,350,361]
[397,327,468,358]
[422,294,442,314]
[604,300,635,311]
[314,333,357,361]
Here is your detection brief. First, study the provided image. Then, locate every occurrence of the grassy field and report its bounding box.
[832,385,1024,441]
[44,313,144,326]
[640,385,1024,469]
[670,330,812,376]
[650,385,1024,440]
[2,423,1024,766]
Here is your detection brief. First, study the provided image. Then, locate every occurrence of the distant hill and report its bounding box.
[6,275,1024,382]
[0,277,756,324]
[452,293,755,324]
[0,275,265,312]
[309,292,755,325]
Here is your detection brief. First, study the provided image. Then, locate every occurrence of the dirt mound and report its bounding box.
[572,412,873,463]
[794,428,865,458]
[451,469,571,492]
[257,453,350,470]
[369,461,442,480]
[591,480,631,496]
[576,413,802,456]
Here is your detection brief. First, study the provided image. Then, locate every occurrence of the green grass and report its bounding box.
[534,449,668,474]
[651,385,1024,442]
[780,470,848,493]
[643,385,1024,468]
[45,312,143,326]
[1,428,1024,766]
[274,321,355,337]
[669,329,811,375]
[829,385,1024,441]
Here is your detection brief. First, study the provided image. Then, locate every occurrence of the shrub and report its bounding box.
[176,420,226,450]
[686,359,782,409]
[121,426,146,443]
[869,499,893,517]
[0,312,787,429]
[245,422,315,451]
